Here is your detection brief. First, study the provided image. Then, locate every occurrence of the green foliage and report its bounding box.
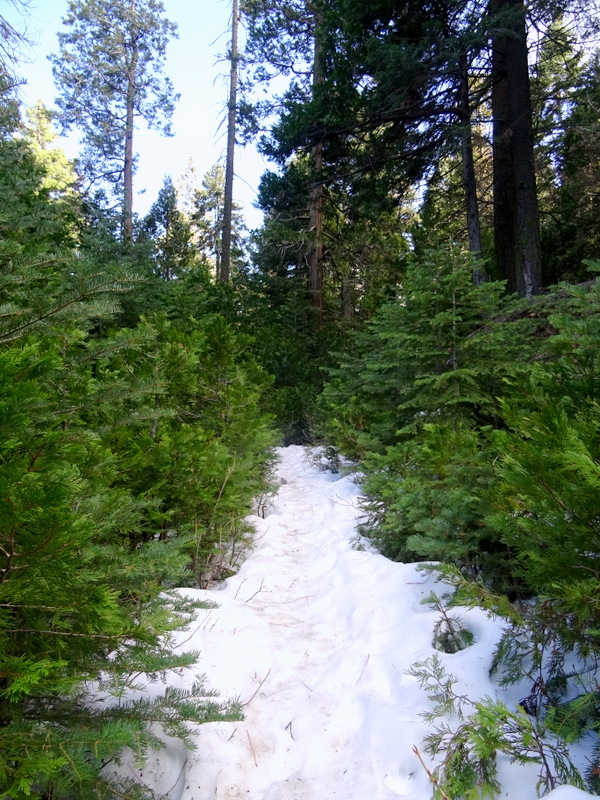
[320,248,600,600]
[410,656,586,799]
[234,149,413,440]
[0,120,275,797]
[319,253,600,794]
[240,257,328,442]
[487,280,600,604]
[357,423,509,581]
[0,336,242,799]
[141,175,197,281]
[50,0,178,217]
[191,163,247,279]
[540,51,600,283]
[22,102,79,200]
[97,313,278,581]
[0,136,76,252]
[319,245,538,586]
[425,593,475,654]
[319,247,524,454]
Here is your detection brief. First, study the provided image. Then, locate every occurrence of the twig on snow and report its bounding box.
[242,668,272,707]
[234,577,247,600]
[413,745,453,800]
[355,653,370,685]
[245,578,266,602]
[247,731,258,766]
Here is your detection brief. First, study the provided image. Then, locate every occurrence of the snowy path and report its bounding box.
[123,446,591,800]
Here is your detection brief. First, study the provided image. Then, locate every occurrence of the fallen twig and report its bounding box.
[245,578,266,603]
[355,653,370,685]
[413,745,453,800]
[247,731,258,767]
[242,668,272,707]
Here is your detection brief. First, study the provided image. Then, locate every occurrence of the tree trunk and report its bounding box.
[123,1,138,244]
[458,53,485,284]
[491,0,541,296]
[307,141,324,325]
[221,0,239,283]
[342,274,354,321]
[505,3,541,297]
[306,13,325,326]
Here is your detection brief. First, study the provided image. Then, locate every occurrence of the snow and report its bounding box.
[117,445,597,800]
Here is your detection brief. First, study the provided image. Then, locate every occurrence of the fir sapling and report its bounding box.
[424,591,475,654]
[409,655,586,799]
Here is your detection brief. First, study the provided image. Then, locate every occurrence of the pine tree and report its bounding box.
[50,0,179,242]
[22,102,78,197]
[192,164,246,278]
[0,1,31,131]
[0,116,250,798]
[141,175,196,281]
[542,48,600,281]
[488,279,600,605]
[0,338,241,799]
[490,0,542,296]
[318,245,539,582]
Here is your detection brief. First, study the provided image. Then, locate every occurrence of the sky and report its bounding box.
[7,0,270,229]
[109,445,596,800]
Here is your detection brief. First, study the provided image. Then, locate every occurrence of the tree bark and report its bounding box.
[221,0,239,283]
[491,0,541,296]
[123,0,138,244]
[306,12,325,326]
[123,45,137,243]
[342,274,354,321]
[458,53,485,284]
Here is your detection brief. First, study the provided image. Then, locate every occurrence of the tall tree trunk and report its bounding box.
[307,141,324,325]
[458,53,485,284]
[342,274,354,321]
[221,0,239,283]
[306,13,324,327]
[123,39,137,244]
[491,0,541,296]
[506,3,541,297]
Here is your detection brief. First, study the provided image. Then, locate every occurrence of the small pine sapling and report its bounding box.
[424,592,475,654]
[409,655,586,799]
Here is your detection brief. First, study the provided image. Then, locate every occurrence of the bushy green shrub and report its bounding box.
[0,128,275,797]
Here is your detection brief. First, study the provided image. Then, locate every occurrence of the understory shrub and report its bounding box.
[319,250,600,795]
[0,213,275,796]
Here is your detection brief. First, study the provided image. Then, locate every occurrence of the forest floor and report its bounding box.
[118,446,594,800]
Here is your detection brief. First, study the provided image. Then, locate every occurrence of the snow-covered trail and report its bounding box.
[182,447,441,800]
[123,446,590,800]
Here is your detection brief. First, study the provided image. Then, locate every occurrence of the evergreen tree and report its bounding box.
[0,242,242,799]
[245,0,597,296]
[93,312,277,581]
[22,101,78,198]
[0,338,240,800]
[490,0,542,296]
[50,0,179,242]
[141,175,196,281]
[192,164,246,278]
[544,49,600,281]
[0,116,79,253]
[487,279,600,605]
[0,1,31,131]
[242,0,328,322]
[0,104,279,797]
[317,245,540,583]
